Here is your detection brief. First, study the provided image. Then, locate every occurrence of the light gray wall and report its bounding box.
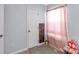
[67,4,79,46]
[4,5,27,53]
[37,5,45,23]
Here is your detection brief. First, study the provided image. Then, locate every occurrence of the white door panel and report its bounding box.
[0,5,4,54]
[0,38,4,53]
[27,7,39,48]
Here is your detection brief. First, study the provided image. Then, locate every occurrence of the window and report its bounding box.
[47,6,67,37]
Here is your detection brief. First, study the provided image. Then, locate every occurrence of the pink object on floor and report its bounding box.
[64,39,78,54]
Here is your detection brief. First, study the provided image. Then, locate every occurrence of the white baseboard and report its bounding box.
[10,48,28,54]
[10,43,45,54]
[37,42,45,46]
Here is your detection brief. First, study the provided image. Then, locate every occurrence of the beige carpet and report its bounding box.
[19,44,64,54]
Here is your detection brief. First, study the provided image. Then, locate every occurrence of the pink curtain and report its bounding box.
[47,6,67,49]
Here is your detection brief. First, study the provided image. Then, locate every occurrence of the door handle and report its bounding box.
[0,35,3,38]
[28,30,31,32]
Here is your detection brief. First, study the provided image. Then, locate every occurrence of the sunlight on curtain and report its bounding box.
[47,6,66,41]
[47,7,66,36]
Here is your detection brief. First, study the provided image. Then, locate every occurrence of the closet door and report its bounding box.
[47,6,67,49]
[0,5,4,53]
[27,7,39,48]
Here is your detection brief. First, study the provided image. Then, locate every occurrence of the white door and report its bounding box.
[27,7,39,48]
[0,5,4,54]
